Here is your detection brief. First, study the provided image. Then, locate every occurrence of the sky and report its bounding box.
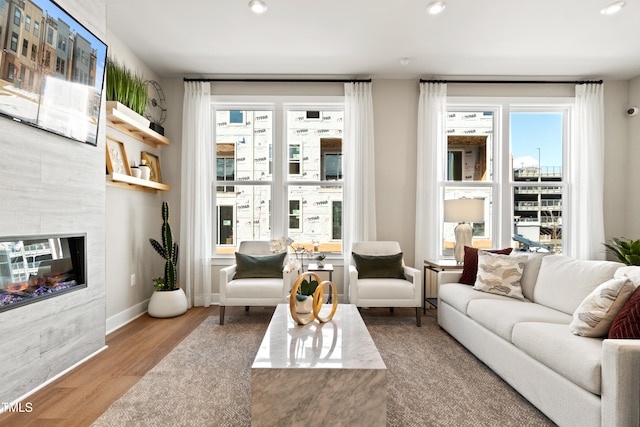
[41,0,108,92]
[511,112,563,169]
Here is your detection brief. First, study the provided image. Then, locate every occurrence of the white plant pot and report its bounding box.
[106,101,151,129]
[139,165,151,180]
[295,296,314,314]
[148,288,188,318]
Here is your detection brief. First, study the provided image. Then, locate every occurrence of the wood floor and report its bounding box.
[0,306,218,427]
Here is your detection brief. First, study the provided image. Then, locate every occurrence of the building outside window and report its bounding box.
[213,98,344,255]
[13,8,20,26]
[441,98,569,257]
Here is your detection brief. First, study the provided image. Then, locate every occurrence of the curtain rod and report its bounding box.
[419,79,603,85]
[184,77,372,83]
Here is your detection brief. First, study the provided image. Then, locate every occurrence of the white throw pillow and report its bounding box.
[473,251,528,300]
[614,266,640,288]
[570,277,635,337]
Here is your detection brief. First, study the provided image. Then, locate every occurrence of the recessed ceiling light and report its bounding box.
[400,58,410,66]
[600,1,626,15]
[249,0,268,14]
[426,1,446,15]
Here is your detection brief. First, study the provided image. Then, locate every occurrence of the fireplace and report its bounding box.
[0,234,86,312]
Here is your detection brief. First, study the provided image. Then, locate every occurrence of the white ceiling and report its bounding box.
[104,0,640,80]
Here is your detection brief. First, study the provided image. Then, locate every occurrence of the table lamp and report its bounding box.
[444,198,485,264]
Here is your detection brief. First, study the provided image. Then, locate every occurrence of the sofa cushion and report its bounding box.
[533,255,624,315]
[355,278,415,300]
[458,246,513,285]
[225,278,286,298]
[608,285,640,339]
[474,251,528,300]
[570,277,635,337]
[614,266,640,287]
[233,252,286,279]
[352,252,405,279]
[438,282,514,314]
[512,322,603,395]
[513,251,549,301]
[466,299,572,341]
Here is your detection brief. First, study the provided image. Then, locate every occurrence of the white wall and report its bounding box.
[0,0,107,403]
[104,32,167,331]
[626,76,640,237]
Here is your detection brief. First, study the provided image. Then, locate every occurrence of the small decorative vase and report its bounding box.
[131,167,141,178]
[316,260,325,268]
[139,164,151,180]
[295,296,314,314]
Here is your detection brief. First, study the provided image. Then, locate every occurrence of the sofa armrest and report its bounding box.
[439,270,463,285]
[348,265,359,303]
[602,339,640,427]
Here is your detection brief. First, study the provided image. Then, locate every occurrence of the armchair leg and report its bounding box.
[245,306,250,312]
[389,307,394,313]
[220,306,225,325]
[416,307,422,327]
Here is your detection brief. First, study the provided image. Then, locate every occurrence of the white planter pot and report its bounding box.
[106,101,151,129]
[295,296,314,314]
[148,288,188,318]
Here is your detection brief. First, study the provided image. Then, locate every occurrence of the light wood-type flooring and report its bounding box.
[0,306,217,427]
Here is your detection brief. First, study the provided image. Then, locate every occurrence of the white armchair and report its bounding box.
[219,241,294,325]
[349,241,422,326]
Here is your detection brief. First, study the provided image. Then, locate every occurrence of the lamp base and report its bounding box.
[453,222,473,264]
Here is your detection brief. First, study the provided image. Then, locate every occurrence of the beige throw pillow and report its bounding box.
[570,277,635,337]
[473,251,528,300]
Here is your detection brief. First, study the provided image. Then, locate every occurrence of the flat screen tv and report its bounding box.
[0,0,108,146]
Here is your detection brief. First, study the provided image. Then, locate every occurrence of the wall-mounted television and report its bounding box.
[0,0,108,146]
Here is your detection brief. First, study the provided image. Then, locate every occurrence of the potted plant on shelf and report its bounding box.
[315,253,326,268]
[105,56,150,128]
[148,201,188,318]
[604,238,640,265]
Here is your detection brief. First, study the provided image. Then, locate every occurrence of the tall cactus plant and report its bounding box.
[150,201,179,291]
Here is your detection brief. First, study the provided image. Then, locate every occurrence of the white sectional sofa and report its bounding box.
[437,253,640,427]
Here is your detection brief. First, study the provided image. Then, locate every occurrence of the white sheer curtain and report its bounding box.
[569,83,605,260]
[343,82,377,273]
[415,82,447,268]
[180,81,213,307]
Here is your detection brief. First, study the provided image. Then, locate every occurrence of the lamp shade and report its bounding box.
[444,198,484,223]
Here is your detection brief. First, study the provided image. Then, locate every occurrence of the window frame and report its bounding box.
[212,95,344,255]
[441,97,573,255]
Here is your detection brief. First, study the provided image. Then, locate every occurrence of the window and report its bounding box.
[33,21,39,37]
[10,32,17,52]
[21,39,27,56]
[213,98,344,255]
[440,99,570,257]
[47,28,53,45]
[25,15,30,31]
[30,44,36,61]
[56,58,65,74]
[13,8,20,25]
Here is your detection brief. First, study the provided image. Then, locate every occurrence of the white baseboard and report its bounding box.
[106,299,149,335]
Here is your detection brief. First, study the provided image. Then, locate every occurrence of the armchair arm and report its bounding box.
[348,265,359,304]
[403,265,422,305]
[219,265,237,304]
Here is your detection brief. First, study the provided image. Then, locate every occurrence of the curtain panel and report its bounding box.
[415,83,447,268]
[569,83,605,260]
[180,81,213,307]
[343,82,377,282]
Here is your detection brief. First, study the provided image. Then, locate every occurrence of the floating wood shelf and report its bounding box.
[107,172,170,192]
[106,108,169,148]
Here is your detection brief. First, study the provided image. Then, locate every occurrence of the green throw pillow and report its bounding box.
[352,252,406,279]
[233,252,286,279]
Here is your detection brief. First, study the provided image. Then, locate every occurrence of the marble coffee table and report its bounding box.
[251,303,387,426]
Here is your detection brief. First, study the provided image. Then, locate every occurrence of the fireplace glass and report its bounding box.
[0,234,86,312]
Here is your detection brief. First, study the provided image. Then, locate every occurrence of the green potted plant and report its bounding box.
[294,276,319,314]
[105,56,150,127]
[147,201,188,317]
[315,253,326,268]
[604,238,640,265]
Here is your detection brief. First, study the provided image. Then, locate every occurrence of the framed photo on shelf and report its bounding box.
[141,152,162,183]
[106,138,131,175]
